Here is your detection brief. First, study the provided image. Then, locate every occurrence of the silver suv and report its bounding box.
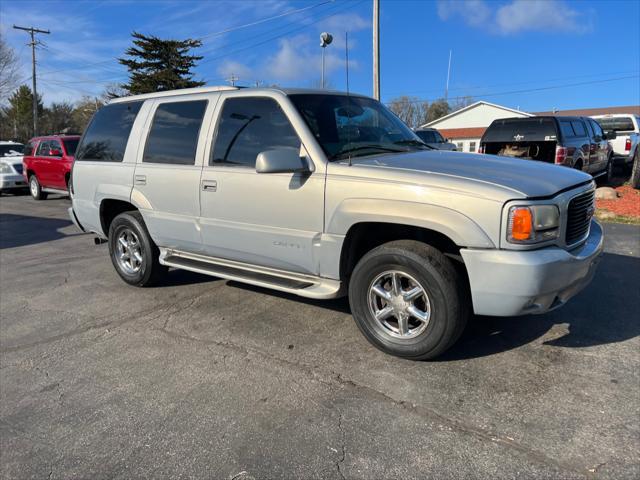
[69,86,603,360]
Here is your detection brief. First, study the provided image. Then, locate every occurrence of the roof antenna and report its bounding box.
[346,31,352,167]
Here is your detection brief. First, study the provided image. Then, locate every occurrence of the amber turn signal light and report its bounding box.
[510,207,532,241]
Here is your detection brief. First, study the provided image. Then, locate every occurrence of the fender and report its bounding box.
[327,198,495,249]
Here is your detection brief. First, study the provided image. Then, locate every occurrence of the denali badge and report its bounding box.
[513,134,524,141]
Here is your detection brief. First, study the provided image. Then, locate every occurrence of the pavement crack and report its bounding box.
[153,328,592,479]
[335,412,346,480]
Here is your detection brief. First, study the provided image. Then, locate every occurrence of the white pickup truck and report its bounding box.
[592,114,640,187]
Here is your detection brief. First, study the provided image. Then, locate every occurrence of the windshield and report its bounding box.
[415,130,445,143]
[63,139,79,156]
[0,144,24,156]
[289,94,428,160]
[595,117,635,132]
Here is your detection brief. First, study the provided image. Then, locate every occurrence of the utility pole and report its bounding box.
[372,0,380,100]
[445,49,452,101]
[226,73,239,86]
[13,25,50,137]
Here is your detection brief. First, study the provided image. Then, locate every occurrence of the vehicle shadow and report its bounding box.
[438,252,640,361]
[0,213,75,249]
[157,268,217,287]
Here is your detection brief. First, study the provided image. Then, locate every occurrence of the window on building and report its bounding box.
[469,141,477,152]
[456,142,463,150]
[143,100,208,165]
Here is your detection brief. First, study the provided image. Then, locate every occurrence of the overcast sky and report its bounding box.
[1,0,639,111]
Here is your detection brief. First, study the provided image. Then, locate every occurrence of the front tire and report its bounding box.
[29,175,48,200]
[108,211,167,287]
[348,240,468,360]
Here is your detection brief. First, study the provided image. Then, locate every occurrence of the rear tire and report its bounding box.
[108,211,167,287]
[597,155,614,186]
[348,240,468,360]
[29,175,48,200]
[631,149,640,190]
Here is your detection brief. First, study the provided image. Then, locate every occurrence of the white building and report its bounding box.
[420,101,531,153]
[421,101,640,153]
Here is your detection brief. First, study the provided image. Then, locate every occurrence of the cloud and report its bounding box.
[437,0,592,35]
[216,60,254,83]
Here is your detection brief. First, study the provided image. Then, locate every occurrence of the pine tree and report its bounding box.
[2,85,44,142]
[119,32,205,95]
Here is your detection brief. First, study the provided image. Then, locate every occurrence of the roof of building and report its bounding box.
[422,101,532,128]
[438,127,488,140]
[532,105,640,116]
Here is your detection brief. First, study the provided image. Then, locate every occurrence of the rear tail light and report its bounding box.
[555,146,567,164]
[625,138,632,151]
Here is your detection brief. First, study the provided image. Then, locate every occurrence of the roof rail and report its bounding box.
[109,85,239,104]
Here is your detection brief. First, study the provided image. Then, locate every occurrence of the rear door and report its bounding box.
[587,119,607,173]
[47,139,67,189]
[132,95,215,253]
[34,140,53,186]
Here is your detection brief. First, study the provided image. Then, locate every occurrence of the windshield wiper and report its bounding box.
[329,144,408,160]
[393,139,435,149]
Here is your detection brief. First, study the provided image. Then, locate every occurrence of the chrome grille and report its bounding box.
[565,189,595,245]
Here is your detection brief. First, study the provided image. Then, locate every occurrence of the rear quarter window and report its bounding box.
[570,120,587,137]
[24,141,36,156]
[559,121,575,138]
[75,101,143,162]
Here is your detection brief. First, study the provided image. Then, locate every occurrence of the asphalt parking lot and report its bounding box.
[1,193,639,480]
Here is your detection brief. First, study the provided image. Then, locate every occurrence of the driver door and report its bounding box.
[199,95,324,275]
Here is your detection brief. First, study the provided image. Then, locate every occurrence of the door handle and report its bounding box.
[202,180,217,192]
[134,175,146,185]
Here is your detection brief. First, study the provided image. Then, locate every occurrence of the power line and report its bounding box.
[385,75,640,105]
[199,0,366,67]
[199,0,335,40]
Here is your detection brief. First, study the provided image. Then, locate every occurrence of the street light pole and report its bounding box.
[320,32,333,89]
[13,25,50,137]
[373,0,380,100]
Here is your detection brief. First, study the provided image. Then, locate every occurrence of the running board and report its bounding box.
[42,188,69,196]
[159,249,343,299]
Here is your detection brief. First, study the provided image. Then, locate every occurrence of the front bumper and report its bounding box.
[1,174,27,190]
[460,220,603,316]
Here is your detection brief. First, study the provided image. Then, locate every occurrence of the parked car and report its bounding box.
[0,141,27,194]
[479,116,615,184]
[414,128,457,150]
[22,135,81,200]
[69,87,602,360]
[591,114,639,183]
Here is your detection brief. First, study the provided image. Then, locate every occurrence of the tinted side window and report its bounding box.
[559,121,575,138]
[75,101,143,162]
[584,120,594,137]
[571,120,587,137]
[211,97,300,167]
[49,140,62,156]
[143,100,208,165]
[590,120,603,138]
[24,141,36,156]
[37,141,50,156]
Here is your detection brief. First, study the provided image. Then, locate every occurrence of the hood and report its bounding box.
[349,150,592,198]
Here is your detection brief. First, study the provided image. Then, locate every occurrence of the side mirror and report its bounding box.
[49,148,62,157]
[603,131,616,140]
[256,148,311,174]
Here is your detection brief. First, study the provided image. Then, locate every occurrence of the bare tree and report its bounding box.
[0,39,22,102]
[450,96,474,112]
[388,96,429,129]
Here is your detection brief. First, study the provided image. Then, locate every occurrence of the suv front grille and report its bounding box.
[565,189,595,245]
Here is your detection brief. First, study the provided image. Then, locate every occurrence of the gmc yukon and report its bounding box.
[69,87,603,360]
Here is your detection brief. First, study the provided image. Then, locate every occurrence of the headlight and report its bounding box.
[0,163,13,174]
[507,205,559,244]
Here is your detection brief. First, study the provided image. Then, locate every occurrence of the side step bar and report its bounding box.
[42,188,69,196]
[159,249,343,299]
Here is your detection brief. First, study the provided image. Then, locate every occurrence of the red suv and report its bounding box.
[22,135,80,200]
